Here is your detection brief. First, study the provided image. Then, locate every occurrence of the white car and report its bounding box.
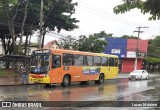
[128,70,148,80]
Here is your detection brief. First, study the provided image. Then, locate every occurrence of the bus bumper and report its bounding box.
[29,76,50,84]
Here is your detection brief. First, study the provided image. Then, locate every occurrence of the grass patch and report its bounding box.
[0,69,15,77]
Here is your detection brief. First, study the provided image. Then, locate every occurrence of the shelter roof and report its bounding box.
[0,55,31,62]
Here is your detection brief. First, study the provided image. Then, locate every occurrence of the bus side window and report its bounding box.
[52,55,61,68]
[114,58,118,67]
[94,56,101,66]
[102,57,108,66]
[63,53,74,66]
[86,56,93,66]
[109,57,114,67]
[75,54,84,66]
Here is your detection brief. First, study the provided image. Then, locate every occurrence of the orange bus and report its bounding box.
[29,49,118,86]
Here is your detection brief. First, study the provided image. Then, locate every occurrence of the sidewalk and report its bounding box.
[0,76,34,86]
[0,73,160,86]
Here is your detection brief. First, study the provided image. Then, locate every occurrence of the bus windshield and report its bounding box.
[30,55,50,74]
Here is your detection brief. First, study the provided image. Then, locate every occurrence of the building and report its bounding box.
[0,42,4,55]
[25,46,38,55]
[105,38,148,73]
[43,40,62,49]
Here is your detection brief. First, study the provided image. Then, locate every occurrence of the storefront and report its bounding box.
[105,38,148,73]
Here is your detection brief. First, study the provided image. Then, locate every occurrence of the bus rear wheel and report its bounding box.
[61,75,70,87]
[95,74,104,84]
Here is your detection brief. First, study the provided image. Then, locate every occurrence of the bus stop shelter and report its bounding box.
[0,55,31,62]
[0,55,31,80]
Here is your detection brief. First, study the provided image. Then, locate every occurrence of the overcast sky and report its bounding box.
[31,0,160,44]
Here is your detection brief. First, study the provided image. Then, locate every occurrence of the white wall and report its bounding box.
[28,47,38,55]
[0,42,4,55]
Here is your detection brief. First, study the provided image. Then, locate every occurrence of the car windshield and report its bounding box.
[132,70,142,73]
[30,55,50,74]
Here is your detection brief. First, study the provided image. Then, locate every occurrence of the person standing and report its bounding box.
[21,67,29,84]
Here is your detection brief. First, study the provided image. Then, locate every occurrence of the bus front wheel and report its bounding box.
[61,75,70,87]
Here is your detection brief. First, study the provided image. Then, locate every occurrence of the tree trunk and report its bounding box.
[18,0,29,54]
[5,62,10,69]
[3,1,20,55]
[24,34,29,55]
[41,33,45,49]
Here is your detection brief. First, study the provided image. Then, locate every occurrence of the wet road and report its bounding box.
[0,78,160,109]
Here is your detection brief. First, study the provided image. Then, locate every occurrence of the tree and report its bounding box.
[147,36,160,56]
[121,35,138,39]
[41,0,79,48]
[0,0,33,55]
[58,35,78,50]
[93,31,113,38]
[113,0,160,20]
[77,31,108,53]
[0,0,21,54]
[58,31,108,53]
[0,0,79,55]
[145,36,160,72]
[0,28,12,55]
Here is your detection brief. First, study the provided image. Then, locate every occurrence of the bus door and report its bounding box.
[74,54,84,81]
[108,58,118,79]
[50,54,62,83]
[62,53,74,82]
[114,58,119,76]
[101,57,109,79]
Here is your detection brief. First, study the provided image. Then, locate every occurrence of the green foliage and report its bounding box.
[0,69,15,76]
[43,0,79,32]
[58,36,78,50]
[146,35,160,72]
[148,36,160,56]
[92,31,113,38]
[151,36,160,48]
[58,31,108,53]
[145,57,160,63]
[113,0,160,20]
[30,42,38,47]
[78,34,107,53]
[113,0,144,14]
[0,0,79,55]
[121,35,138,39]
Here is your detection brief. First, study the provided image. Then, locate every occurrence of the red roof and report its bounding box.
[43,40,62,49]
[127,39,148,52]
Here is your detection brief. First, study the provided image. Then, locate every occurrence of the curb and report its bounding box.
[0,76,21,78]
[0,83,37,87]
[0,74,160,86]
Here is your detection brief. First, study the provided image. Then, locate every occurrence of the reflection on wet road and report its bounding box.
[0,78,160,102]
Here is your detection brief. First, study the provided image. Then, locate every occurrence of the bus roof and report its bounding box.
[50,49,118,58]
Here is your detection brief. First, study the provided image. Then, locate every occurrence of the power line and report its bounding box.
[78,1,145,26]
[78,1,158,37]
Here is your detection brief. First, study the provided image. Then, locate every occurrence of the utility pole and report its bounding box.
[38,0,44,49]
[134,26,148,70]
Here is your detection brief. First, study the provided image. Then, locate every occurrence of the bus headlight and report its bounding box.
[45,74,49,77]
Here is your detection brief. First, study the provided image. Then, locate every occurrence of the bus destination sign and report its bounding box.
[34,50,51,54]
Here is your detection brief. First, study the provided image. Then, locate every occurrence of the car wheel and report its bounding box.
[146,76,148,80]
